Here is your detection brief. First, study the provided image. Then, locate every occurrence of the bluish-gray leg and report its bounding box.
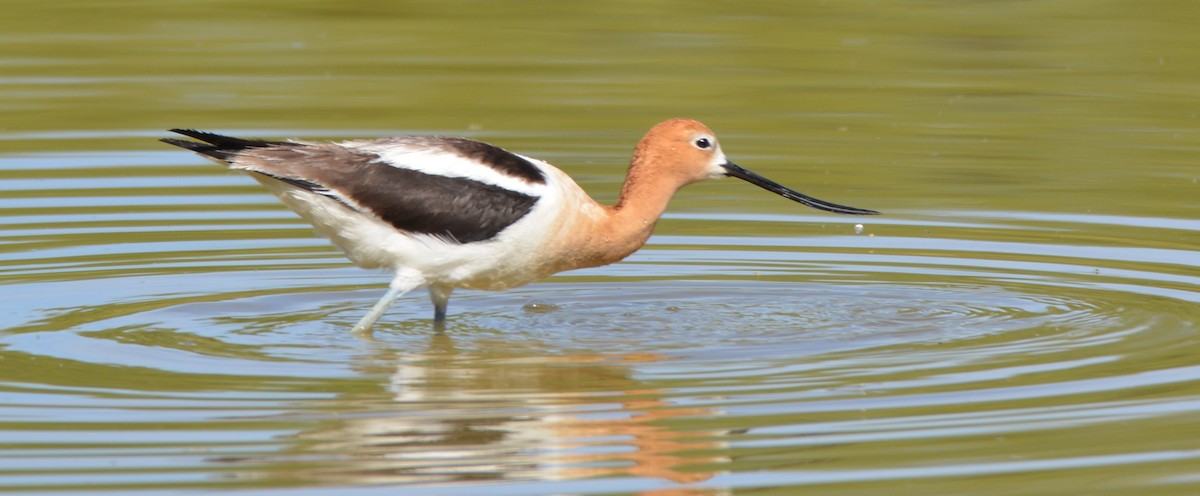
[352,275,422,334]
[429,285,453,324]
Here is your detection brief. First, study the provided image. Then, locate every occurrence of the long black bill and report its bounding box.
[721,162,880,215]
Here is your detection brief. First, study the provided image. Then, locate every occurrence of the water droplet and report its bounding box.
[523,301,560,314]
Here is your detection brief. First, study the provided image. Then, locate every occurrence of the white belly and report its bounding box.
[254,175,576,291]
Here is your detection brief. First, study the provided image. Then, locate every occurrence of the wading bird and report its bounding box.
[163,119,879,332]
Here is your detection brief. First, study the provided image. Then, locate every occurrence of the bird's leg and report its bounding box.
[352,275,422,334]
[429,285,453,324]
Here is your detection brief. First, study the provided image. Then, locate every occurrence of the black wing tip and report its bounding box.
[161,129,292,161]
[160,136,234,161]
[165,128,276,146]
[160,136,205,149]
[166,128,227,143]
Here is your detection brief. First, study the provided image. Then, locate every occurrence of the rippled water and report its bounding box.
[4,1,1200,494]
[5,140,1198,493]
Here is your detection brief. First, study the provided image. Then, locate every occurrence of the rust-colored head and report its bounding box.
[629,118,731,188]
[631,118,880,215]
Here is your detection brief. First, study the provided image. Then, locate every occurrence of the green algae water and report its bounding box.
[2,1,1198,494]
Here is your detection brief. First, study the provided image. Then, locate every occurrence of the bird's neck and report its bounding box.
[589,165,684,264]
[540,158,688,275]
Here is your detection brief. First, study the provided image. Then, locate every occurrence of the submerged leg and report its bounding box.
[352,275,423,333]
[429,285,453,323]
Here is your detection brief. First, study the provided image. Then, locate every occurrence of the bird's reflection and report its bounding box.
[231,327,729,487]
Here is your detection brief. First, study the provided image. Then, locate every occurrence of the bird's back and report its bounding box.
[163,130,602,290]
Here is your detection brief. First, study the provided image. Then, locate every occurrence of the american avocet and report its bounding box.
[163,119,879,332]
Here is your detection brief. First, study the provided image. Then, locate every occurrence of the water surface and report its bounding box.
[2,1,1199,494]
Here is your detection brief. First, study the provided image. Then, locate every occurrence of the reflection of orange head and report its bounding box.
[352,349,725,484]
[212,343,728,487]
[548,389,725,484]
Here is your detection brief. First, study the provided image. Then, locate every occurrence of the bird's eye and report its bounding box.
[694,137,712,149]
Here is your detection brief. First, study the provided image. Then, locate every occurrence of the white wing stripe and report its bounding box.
[348,144,547,197]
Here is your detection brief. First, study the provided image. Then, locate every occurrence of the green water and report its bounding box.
[2,1,1198,494]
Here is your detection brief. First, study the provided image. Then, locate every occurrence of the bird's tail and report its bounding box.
[160,129,291,162]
